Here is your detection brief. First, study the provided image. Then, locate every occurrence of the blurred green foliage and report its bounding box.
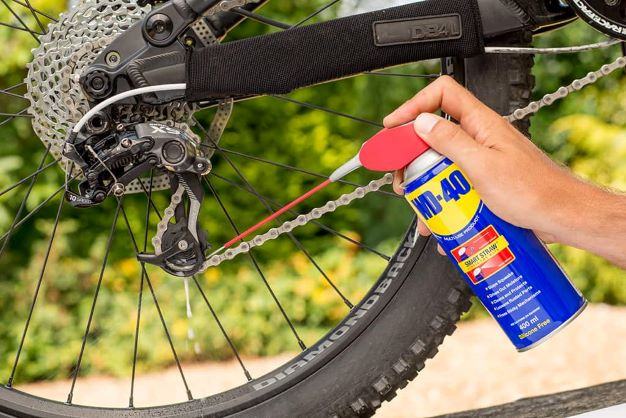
[0,2,623,385]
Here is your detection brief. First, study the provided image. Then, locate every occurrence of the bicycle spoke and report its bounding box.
[207,145,400,200]
[0,112,32,117]
[17,0,44,33]
[207,175,352,307]
[197,114,353,313]
[128,171,154,408]
[0,108,30,128]
[11,0,56,22]
[272,95,383,128]
[0,0,41,42]
[121,207,194,401]
[0,19,40,34]
[4,81,26,91]
[293,0,342,27]
[211,172,391,261]
[191,275,252,382]
[0,159,58,199]
[296,239,353,307]
[137,178,163,221]
[0,82,27,100]
[0,179,73,243]
[231,7,292,30]
[206,179,307,351]
[0,147,50,260]
[6,194,63,388]
[67,200,121,404]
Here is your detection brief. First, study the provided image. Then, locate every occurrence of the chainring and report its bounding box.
[568,0,626,40]
[25,0,196,191]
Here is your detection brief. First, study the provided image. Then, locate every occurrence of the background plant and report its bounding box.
[0,2,623,384]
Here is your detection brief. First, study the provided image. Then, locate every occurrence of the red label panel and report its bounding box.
[451,226,498,262]
[465,248,515,284]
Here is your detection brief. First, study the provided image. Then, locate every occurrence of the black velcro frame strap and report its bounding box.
[186,0,484,101]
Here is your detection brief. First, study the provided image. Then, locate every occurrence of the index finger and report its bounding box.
[383,76,502,137]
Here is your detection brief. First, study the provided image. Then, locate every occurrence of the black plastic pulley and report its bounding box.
[567,0,626,40]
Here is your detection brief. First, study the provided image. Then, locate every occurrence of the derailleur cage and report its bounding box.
[137,173,211,277]
[63,120,213,277]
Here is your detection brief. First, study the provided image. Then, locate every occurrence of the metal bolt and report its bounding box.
[91,76,105,90]
[121,138,132,148]
[105,51,121,67]
[184,37,195,47]
[112,183,125,197]
[93,191,106,203]
[196,160,212,174]
[178,240,189,251]
[116,123,125,132]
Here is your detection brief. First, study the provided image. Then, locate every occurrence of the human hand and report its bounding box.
[383,76,588,249]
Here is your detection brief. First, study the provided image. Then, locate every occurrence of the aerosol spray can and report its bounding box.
[403,150,587,351]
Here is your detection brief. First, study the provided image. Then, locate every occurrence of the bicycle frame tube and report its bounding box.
[81,0,576,106]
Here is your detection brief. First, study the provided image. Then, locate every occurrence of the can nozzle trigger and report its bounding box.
[330,123,431,182]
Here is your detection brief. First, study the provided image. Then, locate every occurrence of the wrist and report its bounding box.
[549,180,626,267]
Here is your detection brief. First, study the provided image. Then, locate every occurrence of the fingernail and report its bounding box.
[413,113,440,136]
[382,114,395,126]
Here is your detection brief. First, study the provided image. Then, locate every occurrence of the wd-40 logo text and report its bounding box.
[406,161,481,236]
[413,170,471,218]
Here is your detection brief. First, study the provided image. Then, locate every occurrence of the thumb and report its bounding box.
[413,113,482,163]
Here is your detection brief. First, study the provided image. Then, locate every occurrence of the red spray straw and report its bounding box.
[214,123,430,252]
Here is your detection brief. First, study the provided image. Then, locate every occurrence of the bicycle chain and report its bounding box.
[153,184,185,254]
[505,55,626,122]
[203,174,394,270]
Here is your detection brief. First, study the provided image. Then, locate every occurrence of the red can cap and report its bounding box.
[359,123,431,172]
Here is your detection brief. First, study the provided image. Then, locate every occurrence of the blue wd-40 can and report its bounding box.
[403,150,587,351]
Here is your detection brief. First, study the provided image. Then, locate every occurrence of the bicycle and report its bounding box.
[0,0,623,416]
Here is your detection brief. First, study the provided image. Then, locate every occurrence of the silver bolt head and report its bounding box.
[121,138,132,148]
[105,51,121,67]
[112,183,125,197]
[178,240,189,251]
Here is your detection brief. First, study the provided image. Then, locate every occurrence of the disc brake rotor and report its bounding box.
[25,0,196,192]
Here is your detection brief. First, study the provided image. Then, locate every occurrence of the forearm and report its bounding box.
[552,181,626,268]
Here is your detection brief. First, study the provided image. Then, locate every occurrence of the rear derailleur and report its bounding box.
[63,121,212,276]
